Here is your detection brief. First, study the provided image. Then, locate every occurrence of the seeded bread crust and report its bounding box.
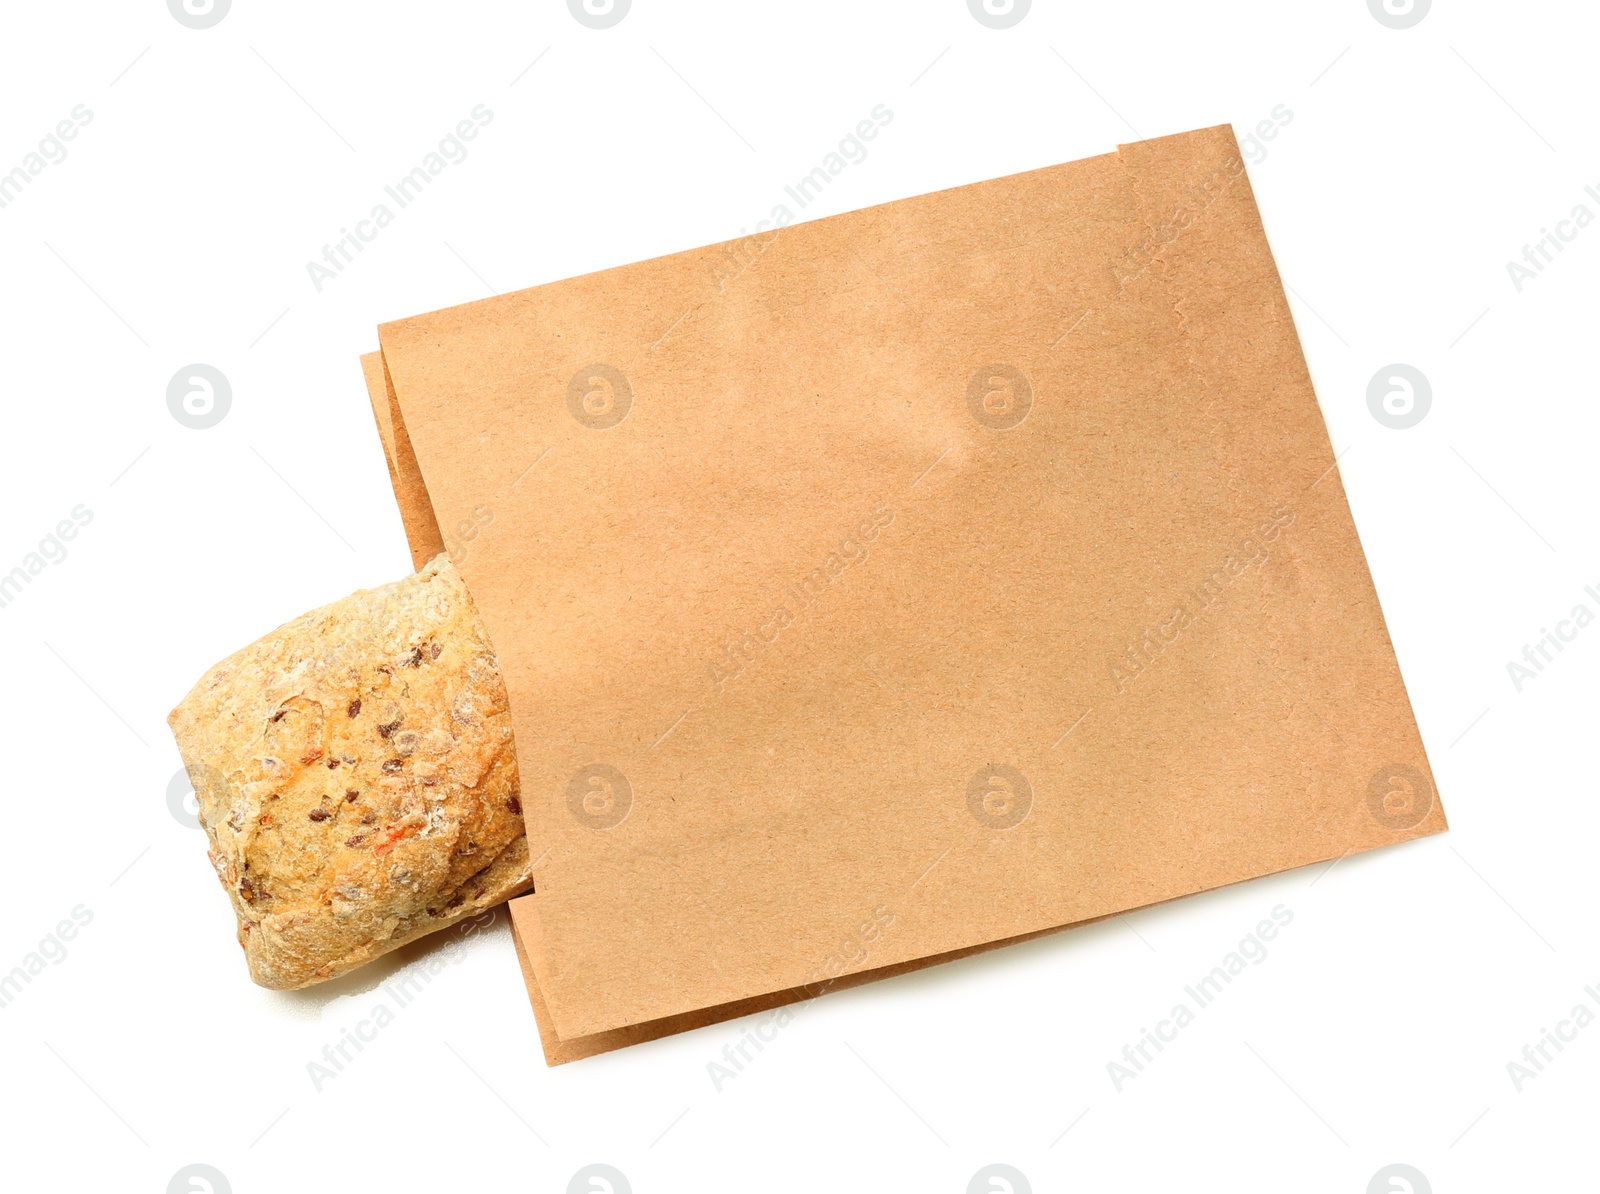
[168,555,532,990]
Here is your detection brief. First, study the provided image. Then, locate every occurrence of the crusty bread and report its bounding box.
[168,554,532,989]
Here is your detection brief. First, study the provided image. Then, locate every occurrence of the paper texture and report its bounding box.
[364,124,1445,1052]
[360,359,1118,1063]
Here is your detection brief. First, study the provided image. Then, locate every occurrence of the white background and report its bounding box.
[0,1,1594,1191]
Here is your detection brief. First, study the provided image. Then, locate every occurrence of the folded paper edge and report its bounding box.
[359,349,447,570]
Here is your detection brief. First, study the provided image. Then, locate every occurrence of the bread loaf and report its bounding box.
[168,555,531,989]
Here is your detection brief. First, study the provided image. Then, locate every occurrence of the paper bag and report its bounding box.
[361,124,1444,1057]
